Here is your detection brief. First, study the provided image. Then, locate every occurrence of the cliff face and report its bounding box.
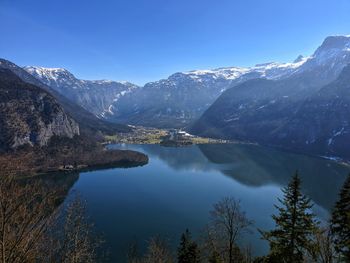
[0,68,79,151]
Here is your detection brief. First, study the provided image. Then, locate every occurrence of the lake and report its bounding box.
[64,143,350,262]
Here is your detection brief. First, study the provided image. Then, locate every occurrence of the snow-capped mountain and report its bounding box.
[24,66,138,117]
[294,35,350,84]
[110,35,350,128]
[24,67,81,90]
[183,56,309,82]
[308,35,350,67]
[24,35,350,130]
[0,58,131,134]
[190,35,350,160]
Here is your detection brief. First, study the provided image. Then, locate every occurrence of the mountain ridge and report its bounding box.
[22,35,350,129]
[24,66,139,117]
[99,35,350,128]
[190,62,350,160]
[0,58,131,135]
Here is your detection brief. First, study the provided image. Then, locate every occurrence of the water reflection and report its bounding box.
[198,144,348,211]
[82,144,349,262]
[119,143,350,212]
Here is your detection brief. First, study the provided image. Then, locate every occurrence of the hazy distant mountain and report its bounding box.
[107,58,308,128]
[0,59,131,135]
[296,35,350,84]
[273,64,350,159]
[24,66,138,117]
[190,35,350,160]
[0,68,79,151]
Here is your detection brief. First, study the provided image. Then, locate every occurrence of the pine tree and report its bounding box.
[331,174,350,261]
[177,229,200,263]
[261,172,319,262]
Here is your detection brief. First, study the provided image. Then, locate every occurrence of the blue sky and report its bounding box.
[1,0,350,85]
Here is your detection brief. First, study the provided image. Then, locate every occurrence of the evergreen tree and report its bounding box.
[261,172,319,262]
[331,174,350,261]
[177,229,200,263]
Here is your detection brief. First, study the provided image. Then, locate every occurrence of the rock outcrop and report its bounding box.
[0,68,79,151]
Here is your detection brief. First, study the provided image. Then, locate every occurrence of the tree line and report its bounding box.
[127,172,350,263]
[0,173,103,263]
[0,171,349,262]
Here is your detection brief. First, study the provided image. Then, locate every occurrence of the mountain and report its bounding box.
[0,68,79,152]
[296,35,350,84]
[107,58,309,128]
[24,35,350,129]
[24,66,138,117]
[272,64,350,159]
[190,35,350,160]
[22,56,308,129]
[0,60,149,174]
[107,36,350,128]
[0,59,131,135]
[20,35,350,131]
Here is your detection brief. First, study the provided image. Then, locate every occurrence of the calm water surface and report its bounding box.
[64,144,349,262]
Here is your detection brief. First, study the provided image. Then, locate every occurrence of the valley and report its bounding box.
[104,126,230,145]
[15,34,350,163]
[2,34,350,179]
[2,1,350,261]
[3,1,350,262]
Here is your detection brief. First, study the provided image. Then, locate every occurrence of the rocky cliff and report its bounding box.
[0,58,131,135]
[0,68,79,151]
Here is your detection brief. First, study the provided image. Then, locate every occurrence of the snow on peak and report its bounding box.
[183,67,250,80]
[181,57,310,82]
[24,66,138,90]
[24,66,69,74]
[314,35,350,54]
[177,35,350,83]
[310,35,350,66]
[24,66,72,82]
[118,80,137,86]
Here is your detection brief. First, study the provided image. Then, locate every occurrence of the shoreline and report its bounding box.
[0,148,149,177]
[108,139,350,168]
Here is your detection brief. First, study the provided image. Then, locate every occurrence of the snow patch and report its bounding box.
[327,127,346,145]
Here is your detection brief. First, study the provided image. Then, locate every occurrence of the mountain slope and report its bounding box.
[24,66,138,117]
[108,36,350,128]
[272,64,350,159]
[0,68,79,152]
[22,35,350,129]
[107,59,308,128]
[190,35,350,136]
[295,35,350,85]
[190,63,350,160]
[0,59,131,135]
